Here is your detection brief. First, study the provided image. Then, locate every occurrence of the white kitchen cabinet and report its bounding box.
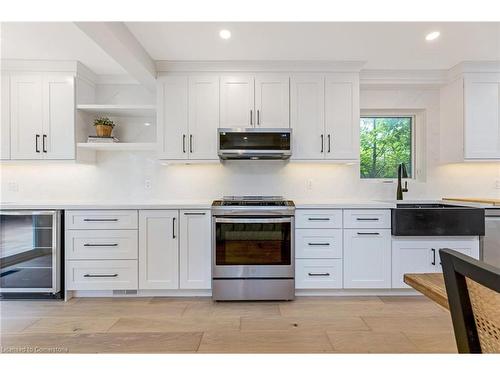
[1,74,10,159]
[158,75,219,160]
[254,75,289,128]
[441,71,500,161]
[179,210,211,289]
[220,75,290,128]
[10,74,44,159]
[290,73,359,160]
[188,76,220,159]
[295,259,343,289]
[10,73,74,160]
[139,210,179,289]
[463,75,500,159]
[392,237,480,288]
[325,74,360,160]
[66,260,138,291]
[295,209,343,229]
[290,75,325,159]
[344,229,392,289]
[220,75,254,128]
[296,229,343,259]
[343,209,391,229]
[157,76,189,159]
[42,75,75,159]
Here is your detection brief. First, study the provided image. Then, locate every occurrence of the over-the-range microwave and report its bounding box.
[217,128,292,160]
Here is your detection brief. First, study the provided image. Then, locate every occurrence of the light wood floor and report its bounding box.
[0,296,458,353]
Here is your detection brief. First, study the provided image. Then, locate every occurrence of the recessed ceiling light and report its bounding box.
[425,31,440,41]
[219,29,231,40]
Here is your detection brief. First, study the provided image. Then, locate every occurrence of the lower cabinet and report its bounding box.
[392,237,480,288]
[343,229,392,289]
[179,210,211,289]
[139,210,179,289]
[66,260,138,290]
[139,209,211,290]
[295,259,343,289]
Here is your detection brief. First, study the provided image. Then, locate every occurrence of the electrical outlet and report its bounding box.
[144,178,152,190]
[7,182,19,192]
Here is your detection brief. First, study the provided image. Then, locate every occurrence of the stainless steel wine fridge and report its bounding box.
[0,210,62,298]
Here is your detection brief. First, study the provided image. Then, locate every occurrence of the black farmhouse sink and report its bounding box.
[391,203,485,236]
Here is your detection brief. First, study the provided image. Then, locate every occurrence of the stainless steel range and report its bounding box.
[211,196,295,301]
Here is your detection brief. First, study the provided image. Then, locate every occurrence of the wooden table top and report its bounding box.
[404,273,449,310]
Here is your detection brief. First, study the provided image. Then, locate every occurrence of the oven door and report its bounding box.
[213,217,294,278]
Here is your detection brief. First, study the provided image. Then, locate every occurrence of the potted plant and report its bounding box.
[93,117,115,137]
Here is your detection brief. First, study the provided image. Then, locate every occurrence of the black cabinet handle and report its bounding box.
[250,109,253,125]
[190,134,193,153]
[320,134,324,153]
[327,134,331,153]
[84,274,118,278]
[431,248,436,265]
[356,232,380,236]
[308,272,330,277]
[84,243,118,247]
[172,217,176,239]
[42,134,47,153]
[356,218,379,221]
[182,135,186,153]
[184,212,206,216]
[308,243,330,246]
[35,134,40,153]
[257,109,260,125]
[83,218,118,222]
[308,217,330,221]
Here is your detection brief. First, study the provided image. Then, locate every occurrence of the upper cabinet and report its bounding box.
[463,75,500,159]
[1,74,10,160]
[441,70,500,162]
[220,74,290,128]
[9,73,75,160]
[291,73,359,160]
[157,75,219,160]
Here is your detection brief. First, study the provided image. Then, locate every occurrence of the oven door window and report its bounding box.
[215,220,291,266]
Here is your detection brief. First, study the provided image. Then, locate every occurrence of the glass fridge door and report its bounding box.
[0,211,60,293]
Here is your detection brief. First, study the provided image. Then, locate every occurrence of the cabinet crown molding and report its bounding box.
[156,60,366,73]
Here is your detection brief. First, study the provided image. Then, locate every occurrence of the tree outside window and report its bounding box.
[360,116,413,179]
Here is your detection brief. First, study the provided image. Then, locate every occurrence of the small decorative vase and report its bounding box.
[95,124,113,137]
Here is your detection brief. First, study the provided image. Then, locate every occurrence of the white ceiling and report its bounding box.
[126,22,500,70]
[1,22,499,75]
[0,22,126,74]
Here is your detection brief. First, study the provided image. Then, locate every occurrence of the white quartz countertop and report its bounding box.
[0,199,488,211]
[0,200,213,210]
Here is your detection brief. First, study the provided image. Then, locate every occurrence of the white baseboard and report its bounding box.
[295,289,420,297]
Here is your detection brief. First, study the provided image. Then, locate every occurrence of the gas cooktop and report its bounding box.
[212,196,294,207]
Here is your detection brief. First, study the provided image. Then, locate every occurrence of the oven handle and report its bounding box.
[214,217,293,224]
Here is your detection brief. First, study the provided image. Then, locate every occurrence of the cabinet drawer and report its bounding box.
[66,260,138,290]
[295,229,342,259]
[295,259,343,289]
[65,230,138,260]
[295,209,343,229]
[343,209,391,229]
[65,210,138,230]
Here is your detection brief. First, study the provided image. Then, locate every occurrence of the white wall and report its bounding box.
[1,87,500,203]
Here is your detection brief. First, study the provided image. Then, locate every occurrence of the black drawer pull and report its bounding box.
[308,242,331,246]
[83,273,118,278]
[308,218,330,221]
[356,218,379,221]
[83,243,118,247]
[184,212,206,216]
[83,218,119,222]
[356,232,380,236]
[308,272,330,277]
[431,248,436,265]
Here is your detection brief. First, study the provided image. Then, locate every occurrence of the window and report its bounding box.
[360,116,414,179]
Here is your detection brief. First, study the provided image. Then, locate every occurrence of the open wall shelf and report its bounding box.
[77,142,156,151]
[76,104,156,117]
